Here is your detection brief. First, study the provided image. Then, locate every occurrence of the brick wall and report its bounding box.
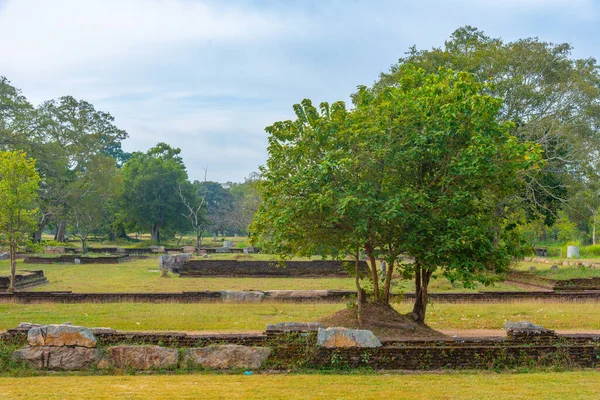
[178,260,369,277]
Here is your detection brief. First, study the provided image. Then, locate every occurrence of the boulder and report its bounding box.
[28,324,96,348]
[317,327,381,348]
[504,321,556,337]
[12,346,101,370]
[221,290,264,303]
[102,345,178,370]
[223,241,234,248]
[0,253,10,260]
[182,345,271,369]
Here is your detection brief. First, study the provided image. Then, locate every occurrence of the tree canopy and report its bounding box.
[121,143,191,243]
[0,150,40,291]
[253,66,542,322]
[375,26,600,226]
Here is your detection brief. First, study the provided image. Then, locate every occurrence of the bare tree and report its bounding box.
[178,167,208,255]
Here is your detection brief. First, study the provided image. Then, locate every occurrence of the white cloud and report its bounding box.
[0,0,303,72]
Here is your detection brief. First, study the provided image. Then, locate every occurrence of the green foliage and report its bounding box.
[376,26,600,228]
[121,143,191,243]
[0,150,40,290]
[253,65,541,321]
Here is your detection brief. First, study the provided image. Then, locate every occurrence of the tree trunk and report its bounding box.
[365,244,380,302]
[354,251,364,327]
[196,231,202,256]
[116,223,129,240]
[151,224,160,243]
[593,212,597,246]
[80,238,87,254]
[383,259,395,303]
[412,262,432,323]
[54,221,66,242]
[32,229,43,243]
[8,240,16,293]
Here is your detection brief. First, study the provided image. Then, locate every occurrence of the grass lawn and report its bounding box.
[515,261,600,280]
[0,372,599,399]
[0,301,598,332]
[0,258,522,293]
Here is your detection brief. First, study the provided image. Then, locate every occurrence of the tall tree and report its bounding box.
[194,181,234,236]
[228,172,262,236]
[253,66,541,322]
[121,143,190,243]
[375,26,600,226]
[0,151,40,292]
[66,154,123,252]
[34,96,129,241]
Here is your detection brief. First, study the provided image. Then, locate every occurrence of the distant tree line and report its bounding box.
[0,78,260,250]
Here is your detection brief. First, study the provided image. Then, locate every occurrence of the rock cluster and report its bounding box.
[11,323,272,371]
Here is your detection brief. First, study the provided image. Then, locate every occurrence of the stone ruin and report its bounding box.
[158,253,193,275]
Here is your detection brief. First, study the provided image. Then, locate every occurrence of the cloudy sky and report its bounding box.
[1,0,598,182]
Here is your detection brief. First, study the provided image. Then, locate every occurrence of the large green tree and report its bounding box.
[253,66,541,322]
[375,26,600,226]
[0,151,40,292]
[121,143,190,243]
[66,154,123,252]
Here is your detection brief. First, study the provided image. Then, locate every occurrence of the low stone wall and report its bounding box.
[0,270,48,291]
[3,323,599,371]
[178,260,369,277]
[24,255,131,265]
[3,289,600,304]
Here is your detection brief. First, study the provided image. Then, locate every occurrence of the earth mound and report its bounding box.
[319,303,446,340]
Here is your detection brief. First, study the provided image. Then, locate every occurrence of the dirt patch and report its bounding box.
[319,303,446,340]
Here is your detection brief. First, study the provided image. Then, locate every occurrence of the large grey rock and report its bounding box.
[159,253,192,273]
[102,345,178,370]
[503,321,546,332]
[215,247,232,253]
[28,324,96,348]
[317,327,381,348]
[504,321,555,336]
[182,345,271,369]
[221,290,264,303]
[223,241,234,248]
[0,252,10,260]
[266,322,323,332]
[150,245,165,253]
[12,346,101,370]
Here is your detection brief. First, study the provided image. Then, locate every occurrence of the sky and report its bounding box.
[0,0,599,183]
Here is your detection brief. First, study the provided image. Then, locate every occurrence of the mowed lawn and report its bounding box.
[0,302,598,332]
[0,372,599,399]
[0,258,522,292]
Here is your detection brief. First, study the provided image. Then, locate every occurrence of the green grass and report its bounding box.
[0,258,522,293]
[0,301,598,332]
[0,372,599,399]
[515,261,600,280]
